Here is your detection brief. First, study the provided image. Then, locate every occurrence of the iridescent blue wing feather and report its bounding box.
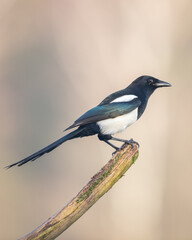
[65,98,141,130]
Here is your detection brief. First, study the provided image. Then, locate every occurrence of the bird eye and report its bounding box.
[148,79,154,85]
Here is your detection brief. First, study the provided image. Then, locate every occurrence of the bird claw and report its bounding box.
[112,139,139,156]
[121,139,140,150]
[126,139,140,148]
[112,148,120,156]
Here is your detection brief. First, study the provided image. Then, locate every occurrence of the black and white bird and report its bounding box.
[7,75,171,168]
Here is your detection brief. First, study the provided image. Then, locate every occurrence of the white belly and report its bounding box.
[97,108,138,135]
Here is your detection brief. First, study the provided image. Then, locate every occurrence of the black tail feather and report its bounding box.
[6,128,84,168]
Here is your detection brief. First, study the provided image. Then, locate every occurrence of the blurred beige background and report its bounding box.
[0,1,192,239]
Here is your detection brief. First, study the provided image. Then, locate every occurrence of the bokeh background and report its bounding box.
[0,1,192,239]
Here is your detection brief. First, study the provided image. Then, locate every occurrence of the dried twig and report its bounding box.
[20,143,139,240]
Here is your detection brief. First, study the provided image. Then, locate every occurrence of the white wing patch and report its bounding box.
[111,94,138,103]
[97,94,138,135]
[97,108,138,135]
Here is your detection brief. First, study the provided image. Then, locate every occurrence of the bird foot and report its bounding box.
[112,139,139,155]
[112,147,120,156]
[112,138,140,156]
[121,139,139,150]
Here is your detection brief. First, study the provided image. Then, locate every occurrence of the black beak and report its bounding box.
[153,80,172,88]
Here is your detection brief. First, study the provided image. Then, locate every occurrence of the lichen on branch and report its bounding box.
[20,143,139,240]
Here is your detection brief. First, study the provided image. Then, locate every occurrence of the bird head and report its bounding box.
[128,75,171,99]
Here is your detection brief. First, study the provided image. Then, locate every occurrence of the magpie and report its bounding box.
[6,75,171,168]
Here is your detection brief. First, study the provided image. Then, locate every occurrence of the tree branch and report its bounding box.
[19,144,139,240]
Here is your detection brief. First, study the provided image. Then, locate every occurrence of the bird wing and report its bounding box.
[65,98,141,130]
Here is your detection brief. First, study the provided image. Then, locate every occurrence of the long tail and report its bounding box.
[6,128,85,168]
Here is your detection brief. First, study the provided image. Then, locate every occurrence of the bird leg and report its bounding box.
[98,134,139,154]
[98,134,119,151]
[103,139,120,151]
[110,137,140,149]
